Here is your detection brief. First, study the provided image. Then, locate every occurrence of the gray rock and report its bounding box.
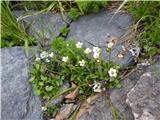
[13,10,70,42]
[55,103,77,119]
[1,47,43,120]
[77,96,113,120]
[67,10,135,68]
[109,78,135,120]
[78,79,135,120]
[77,63,160,120]
[126,63,160,120]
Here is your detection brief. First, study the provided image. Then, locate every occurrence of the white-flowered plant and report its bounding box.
[93,47,101,53]
[107,42,114,48]
[35,57,40,61]
[108,68,117,77]
[92,47,101,59]
[129,47,140,57]
[42,106,47,111]
[45,59,50,63]
[84,48,92,54]
[40,51,48,59]
[93,82,102,93]
[79,59,85,67]
[62,56,69,62]
[31,38,120,116]
[49,52,54,58]
[93,52,100,59]
[76,41,83,48]
[97,59,100,62]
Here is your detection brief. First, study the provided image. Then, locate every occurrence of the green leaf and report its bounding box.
[116,84,121,88]
[38,82,44,86]
[114,79,119,85]
[45,86,53,91]
[29,76,35,82]
[79,88,84,94]
[148,47,157,57]
[33,88,41,95]
[41,75,47,81]
[106,48,111,52]
[24,38,29,56]
[68,8,80,21]
[60,25,69,37]
[55,81,60,86]
[35,63,40,70]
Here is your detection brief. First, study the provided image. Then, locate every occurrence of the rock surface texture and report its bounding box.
[78,62,160,120]
[13,11,70,41]
[77,79,135,120]
[126,63,160,120]
[1,47,43,120]
[13,10,138,68]
[67,10,136,68]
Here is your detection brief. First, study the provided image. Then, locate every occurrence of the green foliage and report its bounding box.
[2,1,108,47]
[43,104,61,118]
[68,1,108,20]
[11,1,108,21]
[31,38,120,102]
[1,1,36,48]
[11,1,52,10]
[59,25,70,37]
[126,1,160,57]
[75,1,108,14]
[68,8,80,21]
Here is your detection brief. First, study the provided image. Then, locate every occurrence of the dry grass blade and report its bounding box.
[108,0,128,24]
[17,2,56,22]
[68,103,81,120]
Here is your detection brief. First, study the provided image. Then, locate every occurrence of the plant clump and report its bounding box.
[126,1,160,58]
[30,38,120,118]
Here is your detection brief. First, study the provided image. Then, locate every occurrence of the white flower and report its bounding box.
[46,59,50,62]
[40,51,48,59]
[129,48,136,56]
[129,47,140,57]
[62,56,69,62]
[76,42,83,48]
[93,47,101,53]
[97,59,100,62]
[93,82,102,93]
[84,48,92,54]
[42,106,47,111]
[93,52,100,59]
[35,57,40,61]
[107,42,114,48]
[79,60,85,67]
[108,68,117,77]
[49,52,54,58]
[66,44,69,46]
